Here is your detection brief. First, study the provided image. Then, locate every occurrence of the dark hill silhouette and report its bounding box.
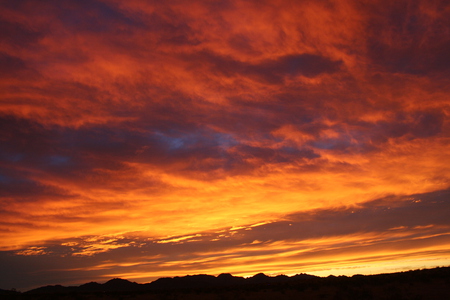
[8,266,450,299]
[292,273,318,280]
[216,272,246,285]
[147,274,219,290]
[247,272,271,284]
[0,288,20,296]
[102,278,140,291]
[77,281,102,292]
[24,284,72,294]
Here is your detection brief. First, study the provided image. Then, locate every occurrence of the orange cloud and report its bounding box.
[0,0,449,291]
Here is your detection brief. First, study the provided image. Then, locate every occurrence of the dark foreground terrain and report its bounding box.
[1,266,449,300]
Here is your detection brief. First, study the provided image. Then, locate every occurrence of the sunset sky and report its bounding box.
[1,0,450,291]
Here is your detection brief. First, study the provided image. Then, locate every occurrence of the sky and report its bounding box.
[0,0,449,292]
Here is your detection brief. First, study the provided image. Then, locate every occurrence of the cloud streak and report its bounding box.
[2,189,450,290]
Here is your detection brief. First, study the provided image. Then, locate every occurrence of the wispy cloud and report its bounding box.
[3,190,450,290]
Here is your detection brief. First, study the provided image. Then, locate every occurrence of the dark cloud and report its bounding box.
[188,51,342,84]
[366,0,450,74]
[359,109,446,146]
[0,19,42,48]
[252,54,343,80]
[234,144,319,163]
[4,99,443,190]
[302,108,446,153]
[0,52,33,79]
[0,116,86,178]
[411,110,445,137]
[53,0,142,34]
[228,33,261,55]
[0,175,71,201]
[0,112,320,184]
[227,188,450,244]
[143,11,202,46]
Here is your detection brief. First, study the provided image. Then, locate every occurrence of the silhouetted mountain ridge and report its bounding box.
[20,266,450,298]
[23,272,318,294]
[0,288,20,296]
